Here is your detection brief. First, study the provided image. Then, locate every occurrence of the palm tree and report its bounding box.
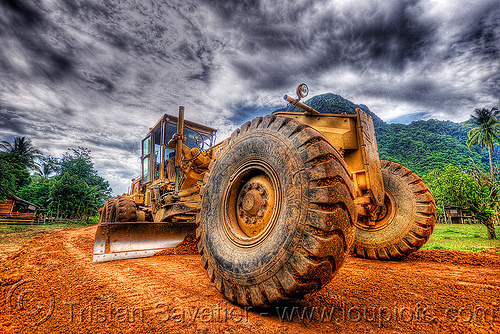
[466,107,500,176]
[0,137,41,170]
[35,157,57,179]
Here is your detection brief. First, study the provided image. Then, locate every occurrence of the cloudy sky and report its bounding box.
[0,0,499,195]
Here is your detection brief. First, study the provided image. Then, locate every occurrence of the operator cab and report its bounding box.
[140,114,216,185]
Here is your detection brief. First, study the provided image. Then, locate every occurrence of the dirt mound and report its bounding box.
[481,247,500,254]
[154,233,198,256]
[406,249,500,267]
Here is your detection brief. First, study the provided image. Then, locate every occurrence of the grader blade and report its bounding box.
[93,222,196,262]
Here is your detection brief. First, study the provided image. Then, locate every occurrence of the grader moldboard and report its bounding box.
[94,84,436,307]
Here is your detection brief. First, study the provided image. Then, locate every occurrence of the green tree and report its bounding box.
[35,156,57,180]
[49,172,89,219]
[0,153,32,200]
[48,173,106,220]
[0,139,111,220]
[57,147,111,196]
[0,136,41,170]
[18,177,52,210]
[0,137,40,200]
[424,164,498,239]
[47,148,111,219]
[466,107,500,176]
[0,155,19,200]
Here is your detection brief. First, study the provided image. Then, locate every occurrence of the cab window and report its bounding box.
[142,136,151,183]
[164,122,214,150]
[153,128,162,179]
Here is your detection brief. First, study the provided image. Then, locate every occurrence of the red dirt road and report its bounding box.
[0,226,499,333]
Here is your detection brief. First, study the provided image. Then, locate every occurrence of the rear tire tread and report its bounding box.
[354,160,436,260]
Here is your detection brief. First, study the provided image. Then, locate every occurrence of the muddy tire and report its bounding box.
[109,196,137,222]
[353,161,436,259]
[196,115,357,307]
[98,198,115,223]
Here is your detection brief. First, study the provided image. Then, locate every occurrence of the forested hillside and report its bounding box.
[376,120,485,176]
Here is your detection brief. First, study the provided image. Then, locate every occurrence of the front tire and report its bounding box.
[353,161,436,259]
[197,115,357,307]
[98,198,115,223]
[109,195,137,222]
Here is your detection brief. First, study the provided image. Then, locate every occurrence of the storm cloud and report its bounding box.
[0,0,498,194]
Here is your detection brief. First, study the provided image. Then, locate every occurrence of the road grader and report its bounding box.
[94,84,436,307]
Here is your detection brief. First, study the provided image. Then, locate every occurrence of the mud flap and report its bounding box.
[93,222,197,262]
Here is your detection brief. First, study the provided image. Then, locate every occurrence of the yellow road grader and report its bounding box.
[94,84,436,307]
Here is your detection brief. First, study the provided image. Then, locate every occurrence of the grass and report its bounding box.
[421,223,500,253]
[0,223,87,233]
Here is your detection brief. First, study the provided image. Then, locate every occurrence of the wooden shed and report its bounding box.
[443,206,476,224]
[0,195,40,224]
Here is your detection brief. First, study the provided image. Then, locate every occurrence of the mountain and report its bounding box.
[376,120,485,176]
[274,93,490,176]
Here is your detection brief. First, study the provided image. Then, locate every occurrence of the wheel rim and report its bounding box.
[222,159,281,247]
[355,192,396,232]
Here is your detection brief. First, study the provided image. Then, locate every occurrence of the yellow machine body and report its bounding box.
[94,98,385,262]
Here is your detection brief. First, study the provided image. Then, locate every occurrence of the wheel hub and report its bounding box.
[235,176,275,238]
[237,182,268,224]
[355,192,396,231]
[222,160,280,247]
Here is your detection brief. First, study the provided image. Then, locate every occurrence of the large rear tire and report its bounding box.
[197,115,357,307]
[353,161,436,259]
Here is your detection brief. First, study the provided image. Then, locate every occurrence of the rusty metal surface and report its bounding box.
[93,222,196,262]
[356,108,385,206]
[221,159,282,248]
[274,112,359,151]
[156,203,198,222]
[235,174,276,238]
[283,94,320,114]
